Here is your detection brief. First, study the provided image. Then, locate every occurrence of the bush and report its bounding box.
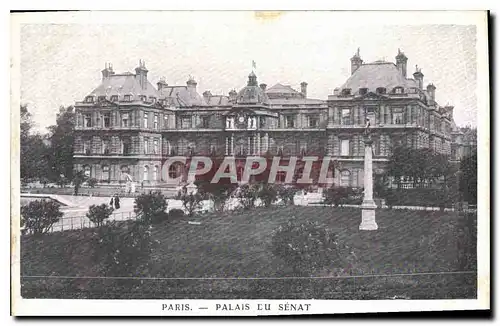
[21,200,63,235]
[179,191,204,217]
[271,219,341,276]
[383,187,455,209]
[93,220,156,278]
[168,209,185,219]
[134,191,168,225]
[195,181,237,213]
[235,184,259,210]
[257,183,278,207]
[276,185,298,205]
[323,186,355,207]
[86,204,114,227]
[87,178,98,188]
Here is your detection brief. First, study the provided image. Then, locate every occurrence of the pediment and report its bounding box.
[360,91,388,100]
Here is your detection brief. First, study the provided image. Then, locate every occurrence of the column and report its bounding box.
[360,135,378,230]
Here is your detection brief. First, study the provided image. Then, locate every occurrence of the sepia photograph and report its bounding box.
[10,10,489,316]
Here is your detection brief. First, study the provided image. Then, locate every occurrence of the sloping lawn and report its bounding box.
[21,206,477,299]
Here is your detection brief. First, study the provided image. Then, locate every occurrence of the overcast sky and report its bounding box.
[18,11,479,131]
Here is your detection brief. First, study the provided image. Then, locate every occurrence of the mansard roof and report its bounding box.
[158,86,207,107]
[338,61,418,94]
[88,73,159,99]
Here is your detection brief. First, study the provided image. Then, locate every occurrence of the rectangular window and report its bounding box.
[102,139,110,154]
[143,113,149,128]
[285,115,295,128]
[366,111,376,126]
[84,113,92,127]
[154,114,158,129]
[98,96,106,102]
[153,139,159,154]
[392,108,404,124]
[124,95,132,102]
[260,116,266,128]
[201,116,210,128]
[308,116,318,128]
[164,115,169,129]
[149,97,156,103]
[121,113,129,127]
[181,116,191,129]
[103,113,111,128]
[85,96,94,103]
[144,138,149,154]
[110,95,118,102]
[226,117,234,129]
[226,136,233,155]
[83,139,91,154]
[341,139,350,156]
[341,109,351,125]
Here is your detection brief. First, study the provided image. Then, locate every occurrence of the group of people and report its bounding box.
[109,194,121,210]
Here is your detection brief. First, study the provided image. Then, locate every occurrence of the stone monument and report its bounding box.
[360,119,378,230]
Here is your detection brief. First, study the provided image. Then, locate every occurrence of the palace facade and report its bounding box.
[73,51,470,188]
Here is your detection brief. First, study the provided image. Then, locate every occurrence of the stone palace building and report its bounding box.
[73,50,471,188]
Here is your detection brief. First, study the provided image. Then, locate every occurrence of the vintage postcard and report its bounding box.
[10,10,490,316]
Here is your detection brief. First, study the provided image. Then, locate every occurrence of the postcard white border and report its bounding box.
[10,10,490,316]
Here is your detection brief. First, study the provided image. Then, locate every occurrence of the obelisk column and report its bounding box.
[360,134,378,230]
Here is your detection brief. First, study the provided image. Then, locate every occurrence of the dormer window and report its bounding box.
[139,95,147,102]
[341,88,352,96]
[124,95,132,102]
[149,97,156,103]
[110,95,118,102]
[85,96,94,103]
[393,87,404,94]
[97,96,106,102]
[359,88,368,95]
[376,87,386,94]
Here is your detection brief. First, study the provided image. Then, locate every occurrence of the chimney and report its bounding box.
[259,83,267,91]
[135,59,149,90]
[101,62,114,81]
[229,89,237,102]
[300,81,308,98]
[157,77,168,91]
[395,48,408,78]
[202,90,212,101]
[350,48,363,75]
[413,65,424,89]
[426,83,436,103]
[186,76,198,98]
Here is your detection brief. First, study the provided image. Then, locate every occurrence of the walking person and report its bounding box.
[114,194,121,210]
[109,195,114,208]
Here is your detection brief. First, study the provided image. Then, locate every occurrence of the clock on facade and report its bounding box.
[238,115,245,123]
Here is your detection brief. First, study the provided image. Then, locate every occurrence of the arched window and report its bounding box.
[340,170,350,187]
[143,166,149,181]
[102,165,110,182]
[168,164,177,179]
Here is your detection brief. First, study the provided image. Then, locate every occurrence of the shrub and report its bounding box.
[195,180,237,213]
[179,191,204,217]
[257,183,278,207]
[276,184,298,205]
[323,186,354,207]
[87,178,98,188]
[21,200,63,235]
[235,184,259,210]
[134,191,168,225]
[168,209,185,219]
[86,204,114,227]
[93,220,156,278]
[271,219,341,276]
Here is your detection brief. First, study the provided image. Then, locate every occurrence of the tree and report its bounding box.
[134,191,168,224]
[20,105,50,181]
[179,189,204,217]
[72,170,87,195]
[87,178,98,188]
[86,204,114,227]
[47,106,75,182]
[257,183,278,207]
[460,152,477,204]
[21,200,63,235]
[276,184,298,205]
[195,179,237,213]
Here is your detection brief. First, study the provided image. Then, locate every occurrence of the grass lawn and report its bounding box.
[20,206,477,299]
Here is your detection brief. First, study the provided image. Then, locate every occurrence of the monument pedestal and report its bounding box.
[359,134,378,231]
